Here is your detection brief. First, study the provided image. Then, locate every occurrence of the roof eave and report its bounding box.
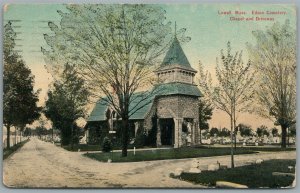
[154,65,197,73]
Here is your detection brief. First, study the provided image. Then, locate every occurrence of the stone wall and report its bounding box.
[143,95,200,147]
[175,70,194,84]
[156,95,199,119]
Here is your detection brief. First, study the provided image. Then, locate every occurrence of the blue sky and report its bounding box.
[3,4,296,128]
[4,4,296,69]
[163,4,296,68]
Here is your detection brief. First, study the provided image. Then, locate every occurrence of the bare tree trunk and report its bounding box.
[233,102,237,150]
[20,126,24,142]
[121,93,130,157]
[230,114,235,168]
[281,125,287,148]
[199,128,202,144]
[287,127,289,147]
[6,125,11,149]
[121,117,129,157]
[234,132,237,150]
[71,123,74,150]
[15,128,17,145]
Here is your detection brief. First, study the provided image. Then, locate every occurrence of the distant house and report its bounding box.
[85,36,202,148]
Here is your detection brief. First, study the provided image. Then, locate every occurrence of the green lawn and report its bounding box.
[230,146,296,152]
[175,159,295,188]
[3,139,30,160]
[84,147,257,162]
[63,143,296,152]
[63,144,101,151]
[62,143,140,152]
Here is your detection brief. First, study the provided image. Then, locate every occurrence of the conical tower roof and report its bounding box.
[161,37,191,67]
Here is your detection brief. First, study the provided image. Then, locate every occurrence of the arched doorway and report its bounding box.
[159,118,175,146]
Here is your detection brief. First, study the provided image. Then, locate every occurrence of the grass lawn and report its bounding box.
[175,159,295,188]
[63,144,101,152]
[230,146,296,152]
[3,139,30,160]
[62,143,152,152]
[63,143,296,152]
[84,146,257,162]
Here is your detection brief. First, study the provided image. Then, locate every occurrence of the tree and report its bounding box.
[256,128,263,138]
[237,123,252,137]
[23,127,32,137]
[102,137,112,153]
[247,20,296,148]
[289,125,296,137]
[3,21,41,148]
[256,125,269,138]
[44,63,89,147]
[198,99,213,143]
[42,5,189,156]
[271,127,279,137]
[219,127,230,137]
[3,21,18,149]
[35,126,47,139]
[199,42,255,168]
[263,129,270,137]
[210,127,219,137]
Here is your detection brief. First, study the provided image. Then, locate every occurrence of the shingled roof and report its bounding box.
[161,37,191,68]
[155,82,202,97]
[87,98,109,122]
[87,36,202,122]
[87,82,202,122]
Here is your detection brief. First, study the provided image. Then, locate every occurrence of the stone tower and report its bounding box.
[154,37,197,84]
[152,36,202,148]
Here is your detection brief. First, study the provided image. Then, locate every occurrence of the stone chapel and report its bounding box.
[86,36,202,148]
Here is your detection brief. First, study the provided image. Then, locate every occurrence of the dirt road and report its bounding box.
[3,138,296,188]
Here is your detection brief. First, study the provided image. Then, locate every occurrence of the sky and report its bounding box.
[3,3,297,130]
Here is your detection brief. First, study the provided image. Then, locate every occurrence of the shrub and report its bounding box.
[134,133,147,148]
[144,116,158,147]
[102,137,112,152]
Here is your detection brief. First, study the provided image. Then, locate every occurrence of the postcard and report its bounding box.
[2,3,296,188]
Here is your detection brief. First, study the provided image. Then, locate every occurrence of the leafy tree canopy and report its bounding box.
[256,125,269,137]
[42,4,189,156]
[44,63,90,145]
[210,127,219,136]
[247,20,296,148]
[237,123,253,137]
[3,21,41,149]
[198,99,213,130]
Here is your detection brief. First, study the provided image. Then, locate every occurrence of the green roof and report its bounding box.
[161,37,191,67]
[87,83,202,122]
[87,99,109,122]
[155,82,202,97]
[129,92,154,120]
